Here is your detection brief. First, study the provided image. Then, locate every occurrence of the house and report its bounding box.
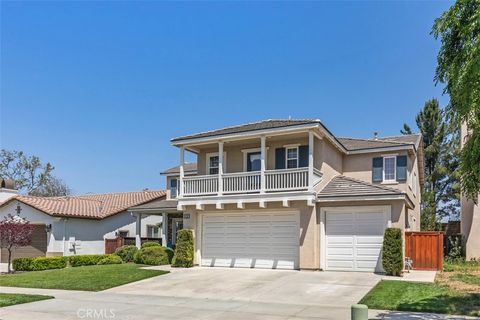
[460,124,480,260]
[0,179,165,262]
[140,119,423,272]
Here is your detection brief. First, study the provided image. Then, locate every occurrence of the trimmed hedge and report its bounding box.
[69,254,106,267]
[141,241,161,249]
[97,254,123,265]
[115,245,138,263]
[172,229,194,268]
[382,228,404,276]
[133,247,169,265]
[13,256,68,271]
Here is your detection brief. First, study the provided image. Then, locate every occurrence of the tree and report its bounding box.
[400,123,413,135]
[432,0,480,201]
[0,214,35,273]
[0,149,70,196]
[412,99,460,230]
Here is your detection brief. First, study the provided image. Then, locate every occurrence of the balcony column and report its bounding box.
[260,136,266,193]
[218,141,224,196]
[308,131,314,192]
[179,146,185,198]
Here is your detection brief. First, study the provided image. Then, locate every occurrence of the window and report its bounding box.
[208,156,219,174]
[286,147,298,169]
[118,230,128,238]
[146,225,159,238]
[170,178,178,198]
[247,152,261,172]
[383,156,396,181]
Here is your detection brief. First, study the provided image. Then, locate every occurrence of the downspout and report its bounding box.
[62,218,68,255]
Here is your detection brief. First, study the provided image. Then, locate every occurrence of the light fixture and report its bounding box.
[45,224,52,233]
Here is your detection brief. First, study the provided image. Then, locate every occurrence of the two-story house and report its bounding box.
[135,119,423,273]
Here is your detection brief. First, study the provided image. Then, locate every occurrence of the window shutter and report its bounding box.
[298,145,309,167]
[275,148,286,169]
[372,157,383,182]
[396,155,407,182]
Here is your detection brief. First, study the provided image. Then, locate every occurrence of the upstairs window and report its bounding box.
[383,156,396,181]
[208,156,219,174]
[286,147,298,169]
[170,178,178,198]
[372,155,407,183]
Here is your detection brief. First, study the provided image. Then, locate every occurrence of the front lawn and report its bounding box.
[0,264,168,291]
[0,293,53,307]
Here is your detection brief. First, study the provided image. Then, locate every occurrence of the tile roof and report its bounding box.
[160,163,197,175]
[1,190,166,219]
[129,198,178,211]
[171,119,321,142]
[337,134,420,151]
[318,175,404,198]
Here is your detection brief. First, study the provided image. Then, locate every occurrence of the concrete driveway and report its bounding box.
[1,267,382,320]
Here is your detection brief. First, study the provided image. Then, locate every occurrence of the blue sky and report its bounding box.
[1,1,452,194]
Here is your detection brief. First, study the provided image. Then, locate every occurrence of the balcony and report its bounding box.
[181,167,322,197]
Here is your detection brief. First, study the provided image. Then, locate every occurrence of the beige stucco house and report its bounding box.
[142,119,423,273]
[460,124,480,260]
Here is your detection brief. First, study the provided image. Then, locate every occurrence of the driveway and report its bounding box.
[1,267,382,320]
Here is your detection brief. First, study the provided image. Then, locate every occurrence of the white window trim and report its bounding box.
[383,156,396,182]
[242,148,269,172]
[206,152,227,175]
[285,146,299,169]
[146,225,159,238]
[170,178,178,199]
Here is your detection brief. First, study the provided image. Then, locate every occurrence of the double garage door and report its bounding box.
[201,211,299,270]
[0,224,47,262]
[325,207,389,272]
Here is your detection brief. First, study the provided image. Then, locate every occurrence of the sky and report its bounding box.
[0,1,453,195]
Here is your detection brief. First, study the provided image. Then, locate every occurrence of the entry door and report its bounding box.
[325,207,388,272]
[201,211,299,269]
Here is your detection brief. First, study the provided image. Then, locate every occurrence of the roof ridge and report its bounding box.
[337,136,408,145]
[75,189,165,198]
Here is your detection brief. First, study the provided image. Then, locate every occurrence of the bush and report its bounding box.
[13,256,67,271]
[97,254,123,265]
[445,236,464,263]
[172,229,194,268]
[382,228,403,276]
[164,247,175,263]
[133,246,169,265]
[141,241,161,249]
[115,245,138,263]
[69,254,106,267]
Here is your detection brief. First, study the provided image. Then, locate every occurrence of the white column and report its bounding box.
[135,213,142,249]
[218,141,224,196]
[308,131,314,192]
[260,136,266,193]
[179,147,185,198]
[161,213,167,247]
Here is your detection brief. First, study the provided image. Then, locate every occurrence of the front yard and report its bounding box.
[0,293,53,307]
[0,264,168,291]
[360,261,480,316]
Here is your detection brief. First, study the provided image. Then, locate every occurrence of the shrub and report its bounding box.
[97,254,123,265]
[69,254,106,267]
[445,236,464,264]
[115,245,138,263]
[382,228,403,276]
[172,229,194,268]
[133,246,169,265]
[13,256,67,271]
[141,241,161,249]
[164,247,175,263]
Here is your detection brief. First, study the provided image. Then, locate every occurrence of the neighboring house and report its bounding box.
[460,124,480,260]
[0,181,165,262]
[146,119,423,272]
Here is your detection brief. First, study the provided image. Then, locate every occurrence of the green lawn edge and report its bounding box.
[0,293,53,308]
[0,264,168,291]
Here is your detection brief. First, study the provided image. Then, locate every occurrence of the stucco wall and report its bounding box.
[0,200,163,258]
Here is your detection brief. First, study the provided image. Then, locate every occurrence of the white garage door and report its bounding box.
[325,207,389,272]
[201,211,299,269]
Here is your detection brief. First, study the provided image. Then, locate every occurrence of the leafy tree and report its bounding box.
[0,149,70,196]
[432,0,480,201]
[400,123,413,135]
[0,214,35,273]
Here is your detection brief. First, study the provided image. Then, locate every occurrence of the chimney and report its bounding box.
[0,178,18,202]
[373,132,378,140]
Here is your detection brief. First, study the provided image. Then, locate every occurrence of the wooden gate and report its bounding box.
[105,237,124,254]
[405,231,444,270]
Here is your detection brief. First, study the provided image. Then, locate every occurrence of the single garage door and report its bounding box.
[201,211,299,269]
[325,207,389,272]
[0,224,47,262]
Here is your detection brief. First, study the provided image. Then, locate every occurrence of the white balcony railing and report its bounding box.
[181,167,322,197]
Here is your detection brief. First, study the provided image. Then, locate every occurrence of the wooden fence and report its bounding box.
[104,237,162,254]
[405,231,444,271]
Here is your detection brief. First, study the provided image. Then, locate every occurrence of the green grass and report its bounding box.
[0,293,53,307]
[359,280,480,316]
[450,273,480,286]
[0,264,168,291]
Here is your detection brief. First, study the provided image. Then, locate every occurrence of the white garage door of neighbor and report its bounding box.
[201,211,299,270]
[326,208,389,272]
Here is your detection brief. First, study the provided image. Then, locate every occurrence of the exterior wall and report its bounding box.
[0,200,163,259]
[183,201,319,270]
[315,138,343,192]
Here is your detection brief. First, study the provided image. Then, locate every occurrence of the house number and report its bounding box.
[183,213,190,219]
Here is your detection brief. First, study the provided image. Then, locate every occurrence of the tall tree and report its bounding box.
[432,0,480,201]
[0,150,70,196]
[400,123,413,135]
